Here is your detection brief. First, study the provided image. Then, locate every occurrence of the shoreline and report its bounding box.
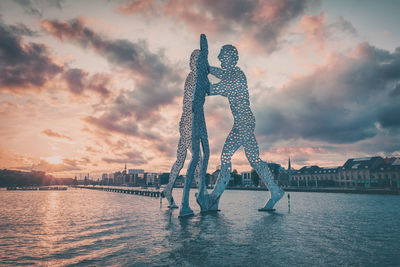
[3,185,399,195]
[226,187,400,195]
[174,185,400,195]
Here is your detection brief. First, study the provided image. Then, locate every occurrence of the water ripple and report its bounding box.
[0,189,399,266]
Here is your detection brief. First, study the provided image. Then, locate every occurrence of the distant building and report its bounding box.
[128,169,144,175]
[290,156,400,188]
[145,172,158,186]
[136,173,147,186]
[159,173,170,185]
[291,166,338,187]
[241,171,252,186]
[175,175,185,187]
[210,168,220,186]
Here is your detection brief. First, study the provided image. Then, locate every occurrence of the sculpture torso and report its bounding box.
[179,71,195,140]
[193,51,209,114]
[219,66,256,132]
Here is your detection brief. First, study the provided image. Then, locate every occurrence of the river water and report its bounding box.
[0,188,399,266]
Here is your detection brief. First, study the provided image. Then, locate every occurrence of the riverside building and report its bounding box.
[290,156,400,188]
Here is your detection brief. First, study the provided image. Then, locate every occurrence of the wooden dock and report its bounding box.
[75,186,162,198]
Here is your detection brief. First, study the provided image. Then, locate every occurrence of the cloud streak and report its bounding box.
[41,129,72,141]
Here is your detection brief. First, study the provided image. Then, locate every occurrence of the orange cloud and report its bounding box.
[298,12,327,51]
[41,129,72,141]
[116,0,158,16]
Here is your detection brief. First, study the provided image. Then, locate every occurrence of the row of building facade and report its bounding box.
[289,156,400,188]
[99,156,400,189]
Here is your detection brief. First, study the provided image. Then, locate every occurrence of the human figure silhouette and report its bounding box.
[179,34,210,217]
[197,44,284,212]
[161,49,203,209]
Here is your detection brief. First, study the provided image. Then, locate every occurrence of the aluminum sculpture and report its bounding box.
[179,34,210,217]
[196,44,285,212]
[165,34,284,215]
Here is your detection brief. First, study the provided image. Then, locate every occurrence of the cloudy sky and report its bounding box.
[1,0,399,178]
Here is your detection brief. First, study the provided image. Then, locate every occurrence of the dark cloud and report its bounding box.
[14,0,42,17]
[0,21,63,92]
[330,16,358,36]
[254,43,400,145]
[41,129,72,141]
[7,23,38,36]
[84,115,141,137]
[63,68,85,94]
[0,20,111,96]
[14,0,64,17]
[378,102,400,128]
[63,68,111,97]
[117,0,317,54]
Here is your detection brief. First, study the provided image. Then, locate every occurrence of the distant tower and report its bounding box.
[124,162,127,174]
[288,157,291,170]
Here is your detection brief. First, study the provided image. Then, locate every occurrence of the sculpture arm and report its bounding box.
[200,34,208,57]
[200,34,210,71]
[210,66,223,79]
[209,80,227,97]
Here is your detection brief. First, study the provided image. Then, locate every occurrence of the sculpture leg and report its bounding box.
[203,129,241,211]
[163,138,187,209]
[244,134,284,211]
[179,132,201,217]
[193,150,202,188]
[196,132,210,211]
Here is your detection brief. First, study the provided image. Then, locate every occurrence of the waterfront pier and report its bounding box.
[75,186,162,198]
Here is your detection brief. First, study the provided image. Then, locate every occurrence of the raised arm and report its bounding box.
[200,34,208,56]
[199,34,211,95]
[209,66,223,79]
[209,80,228,97]
[200,33,210,74]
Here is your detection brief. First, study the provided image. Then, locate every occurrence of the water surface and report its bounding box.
[0,188,399,266]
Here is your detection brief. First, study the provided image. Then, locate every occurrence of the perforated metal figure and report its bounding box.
[179,34,210,217]
[162,50,203,209]
[197,44,284,212]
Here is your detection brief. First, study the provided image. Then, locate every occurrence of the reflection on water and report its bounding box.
[0,188,399,266]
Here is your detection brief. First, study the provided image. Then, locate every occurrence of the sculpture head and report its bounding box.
[190,49,201,71]
[218,45,238,69]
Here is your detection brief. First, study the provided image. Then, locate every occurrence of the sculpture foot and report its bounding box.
[208,195,220,211]
[162,188,177,209]
[258,208,276,212]
[195,192,209,212]
[179,206,194,217]
[196,193,220,212]
[260,187,284,211]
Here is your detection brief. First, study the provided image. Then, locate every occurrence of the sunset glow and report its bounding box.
[1,0,399,178]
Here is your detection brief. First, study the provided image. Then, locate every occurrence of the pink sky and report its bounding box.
[1,0,400,178]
